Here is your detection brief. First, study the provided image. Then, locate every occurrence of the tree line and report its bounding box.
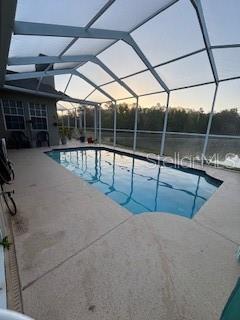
[76,103,240,135]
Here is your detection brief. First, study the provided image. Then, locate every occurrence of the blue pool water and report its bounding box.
[47,148,222,218]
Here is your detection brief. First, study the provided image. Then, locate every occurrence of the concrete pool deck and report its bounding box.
[4,144,240,319]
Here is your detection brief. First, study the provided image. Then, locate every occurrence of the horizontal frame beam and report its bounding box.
[3,85,98,106]
[8,54,95,66]
[5,68,73,81]
[60,97,98,106]
[210,44,240,49]
[14,21,129,40]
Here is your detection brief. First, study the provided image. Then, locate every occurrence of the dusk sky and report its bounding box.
[9,0,240,112]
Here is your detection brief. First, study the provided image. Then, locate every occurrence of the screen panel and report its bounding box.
[57,101,73,111]
[15,0,108,27]
[116,98,137,149]
[66,75,95,99]
[55,74,72,93]
[169,84,215,113]
[136,93,168,154]
[9,35,73,58]
[101,103,114,146]
[132,0,205,65]
[7,65,36,73]
[155,51,214,89]
[164,84,216,158]
[213,48,240,80]
[77,62,114,86]
[54,62,77,70]
[98,41,146,78]
[201,0,240,45]
[88,90,110,103]
[206,80,240,167]
[211,80,240,114]
[64,38,114,56]
[85,106,95,137]
[92,0,174,32]
[139,92,168,109]
[101,81,133,100]
[123,71,163,95]
[167,84,215,132]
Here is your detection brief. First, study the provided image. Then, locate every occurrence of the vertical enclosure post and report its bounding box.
[83,107,86,138]
[133,97,139,151]
[79,108,82,130]
[99,105,102,144]
[61,110,64,128]
[67,111,70,129]
[74,108,77,129]
[160,92,170,157]
[94,105,97,141]
[113,102,117,147]
[202,83,219,160]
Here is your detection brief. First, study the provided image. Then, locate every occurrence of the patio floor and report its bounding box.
[6,145,240,320]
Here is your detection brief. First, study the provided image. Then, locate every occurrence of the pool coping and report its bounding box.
[43,144,240,240]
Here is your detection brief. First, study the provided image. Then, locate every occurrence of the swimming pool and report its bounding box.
[47,147,222,218]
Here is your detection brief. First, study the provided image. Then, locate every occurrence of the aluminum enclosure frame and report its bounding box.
[3,0,240,159]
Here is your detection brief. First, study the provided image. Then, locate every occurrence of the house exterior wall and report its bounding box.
[0,89,59,146]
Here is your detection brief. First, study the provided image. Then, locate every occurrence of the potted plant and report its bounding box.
[59,127,67,145]
[79,129,85,143]
[67,128,72,140]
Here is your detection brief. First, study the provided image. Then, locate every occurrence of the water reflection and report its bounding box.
[49,149,221,218]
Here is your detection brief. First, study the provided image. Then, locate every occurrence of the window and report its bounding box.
[29,103,48,130]
[1,99,25,130]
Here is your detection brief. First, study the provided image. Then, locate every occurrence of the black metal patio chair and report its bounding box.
[36,131,50,147]
[10,131,31,149]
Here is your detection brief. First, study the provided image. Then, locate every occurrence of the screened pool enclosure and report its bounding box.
[4,0,240,167]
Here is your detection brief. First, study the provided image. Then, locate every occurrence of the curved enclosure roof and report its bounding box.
[4,0,240,105]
